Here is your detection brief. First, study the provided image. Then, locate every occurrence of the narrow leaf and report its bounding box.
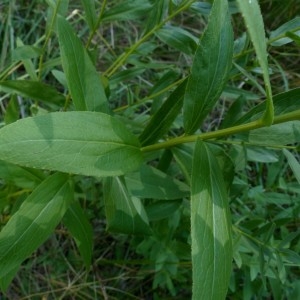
[191,140,232,300]
[63,202,93,268]
[57,16,109,113]
[80,0,97,31]
[0,80,65,105]
[0,173,73,281]
[125,165,189,200]
[103,176,152,235]
[183,0,233,134]
[283,149,300,184]
[0,112,143,177]
[139,80,187,146]
[236,0,274,125]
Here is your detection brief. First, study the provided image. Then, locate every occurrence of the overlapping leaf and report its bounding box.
[0,112,143,177]
[191,140,232,300]
[183,0,233,134]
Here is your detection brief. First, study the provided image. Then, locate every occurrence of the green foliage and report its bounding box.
[0,0,300,298]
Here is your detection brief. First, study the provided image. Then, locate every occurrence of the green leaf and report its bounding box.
[11,45,42,61]
[143,0,167,34]
[125,165,189,200]
[0,112,143,177]
[146,200,182,221]
[0,173,73,282]
[57,16,109,113]
[249,121,300,146]
[183,0,233,134]
[191,140,232,300]
[0,80,65,105]
[156,25,198,55]
[63,202,93,268]
[103,176,152,235]
[101,0,152,22]
[0,160,45,189]
[80,0,97,31]
[234,88,300,125]
[236,0,273,125]
[283,149,300,184]
[269,17,300,47]
[4,94,19,124]
[139,80,187,146]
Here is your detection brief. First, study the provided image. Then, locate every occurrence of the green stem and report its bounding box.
[141,110,300,153]
[104,0,194,77]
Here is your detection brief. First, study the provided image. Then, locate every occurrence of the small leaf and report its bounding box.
[0,112,143,177]
[63,202,93,268]
[11,45,42,61]
[101,0,152,22]
[236,0,273,125]
[57,16,109,113]
[146,200,182,221]
[0,173,73,282]
[125,165,190,200]
[283,149,300,184]
[269,17,300,47]
[103,176,152,235]
[139,80,187,146]
[80,0,97,31]
[183,0,233,134]
[0,80,65,105]
[191,140,232,300]
[156,25,198,55]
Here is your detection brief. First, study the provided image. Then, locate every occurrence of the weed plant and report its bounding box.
[0,0,300,299]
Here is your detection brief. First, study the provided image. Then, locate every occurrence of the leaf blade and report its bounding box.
[191,140,232,300]
[0,112,143,177]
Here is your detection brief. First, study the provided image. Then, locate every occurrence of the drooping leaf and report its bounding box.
[101,0,152,22]
[269,17,300,47]
[139,80,187,146]
[236,0,273,125]
[103,176,152,235]
[156,25,198,55]
[63,202,93,268]
[0,173,73,283]
[0,112,143,177]
[0,80,65,105]
[57,16,109,113]
[183,0,233,134]
[125,165,189,200]
[191,140,232,300]
[80,0,97,31]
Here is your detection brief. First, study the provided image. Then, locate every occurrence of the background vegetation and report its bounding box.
[0,0,300,299]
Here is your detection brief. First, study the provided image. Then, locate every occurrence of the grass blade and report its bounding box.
[191,140,232,300]
[236,0,274,125]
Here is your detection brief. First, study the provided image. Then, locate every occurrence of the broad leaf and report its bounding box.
[63,202,93,268]
[146,200,182,221]
[183,0,233,134]
[101,0,152,22]
[125,165,189,200]
[139,80,187,146]
[0,112,143,177]
[0,173,73,282]
[80,0,97,31]
[57,16,109,113]
[104,176,152,235]
[236,0,273,125]
[191,140,232,300]
[0,80,65,105]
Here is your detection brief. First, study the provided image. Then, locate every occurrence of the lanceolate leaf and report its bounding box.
[236,0,274,125]
[183,0,233,134]
[191,140,232,300]
[0,112,143,177]
[0,80,65,105]
[63,202,93,268]
[103,176,152,235]
[57,16,109,113]
[139,80,187,146]
[0,173,73,281]
[80,0,97,31]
